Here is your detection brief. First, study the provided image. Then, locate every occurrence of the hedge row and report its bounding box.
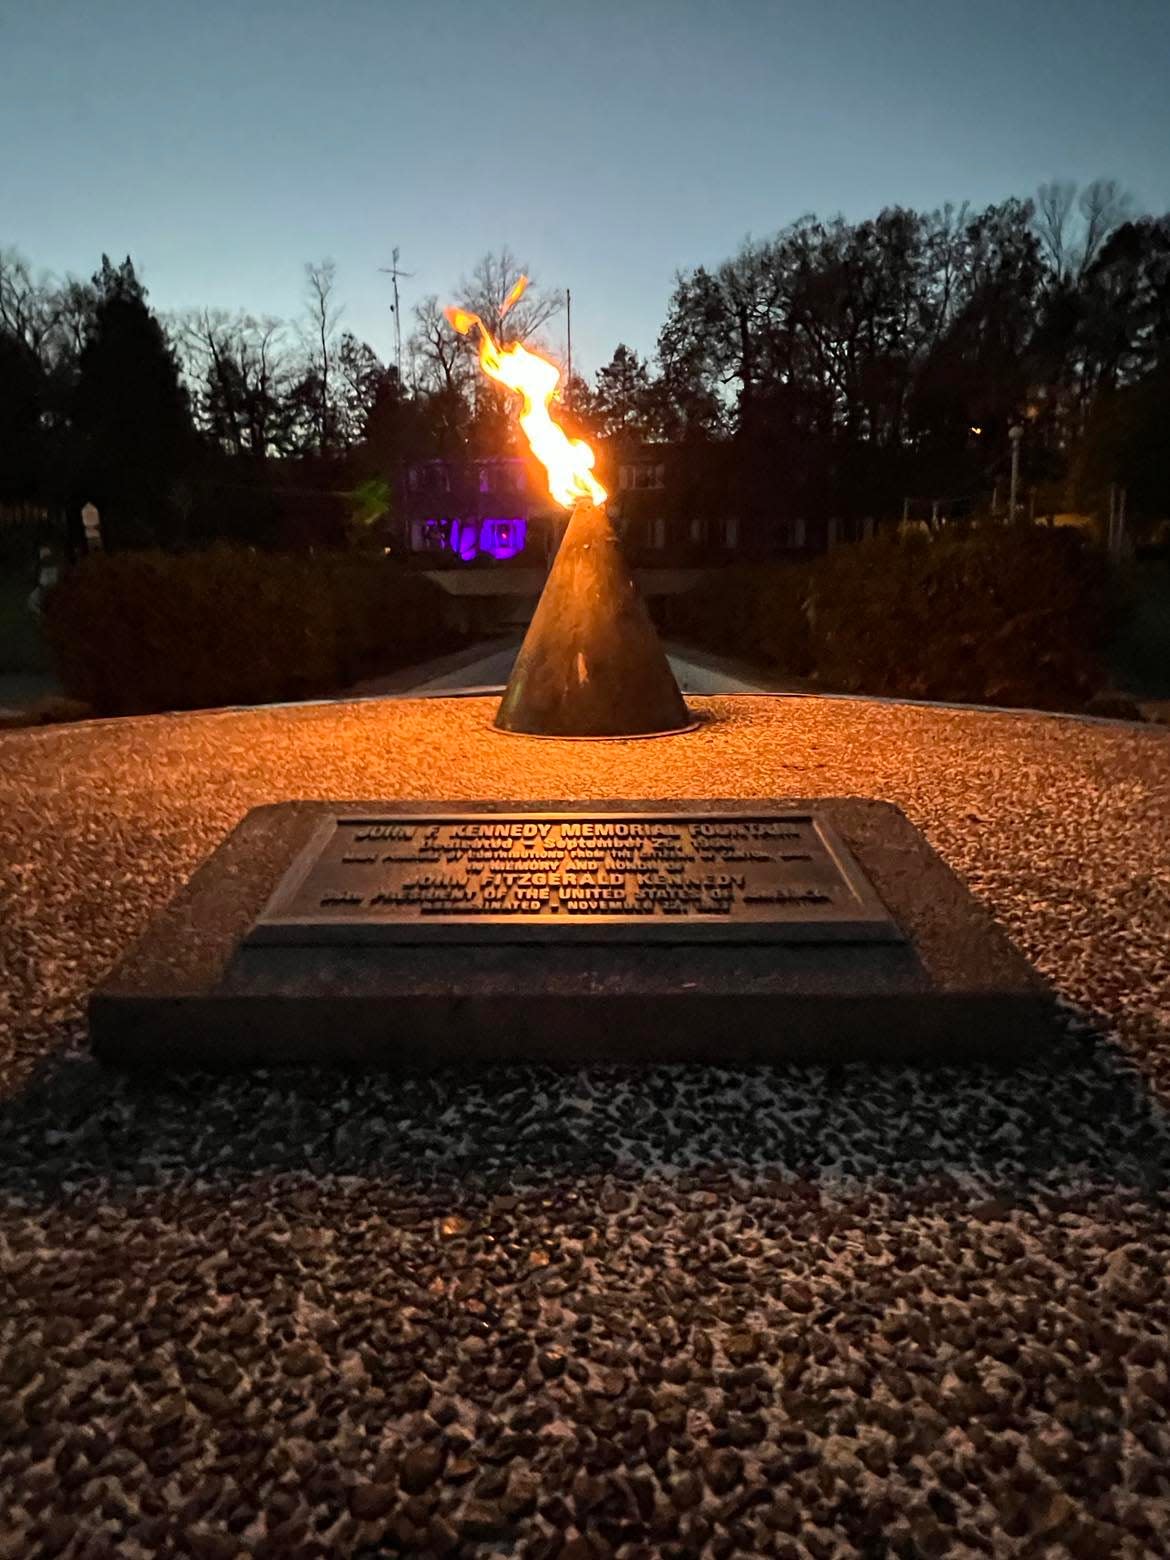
[658,525,1110,710]
[44,546,455,715]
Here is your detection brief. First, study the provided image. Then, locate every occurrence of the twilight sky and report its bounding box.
[2,0,1169,378]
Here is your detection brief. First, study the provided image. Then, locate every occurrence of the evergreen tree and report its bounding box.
[0,331,43,501]
[592,345,656,439]
[72,255,194,548]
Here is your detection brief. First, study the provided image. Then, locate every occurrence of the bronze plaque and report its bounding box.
[246,811,904,946]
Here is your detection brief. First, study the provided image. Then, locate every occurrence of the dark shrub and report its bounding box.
[657,563,814,676]
[659,525,1109,710]
[808,526,1109,709]
[44,545,453,715]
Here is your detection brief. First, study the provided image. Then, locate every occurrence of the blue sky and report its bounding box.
[2,0,1169,377]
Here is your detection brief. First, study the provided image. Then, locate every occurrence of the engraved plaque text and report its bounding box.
[247,811,904,945]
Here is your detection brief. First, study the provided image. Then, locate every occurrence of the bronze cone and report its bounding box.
[495,501,692,738]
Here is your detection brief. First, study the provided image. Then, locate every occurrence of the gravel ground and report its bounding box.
[2,693,1170,1559]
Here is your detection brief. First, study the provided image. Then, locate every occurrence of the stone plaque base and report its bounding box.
[90,800,1054,1068]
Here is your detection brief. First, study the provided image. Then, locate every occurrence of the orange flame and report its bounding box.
[446,281,606,509]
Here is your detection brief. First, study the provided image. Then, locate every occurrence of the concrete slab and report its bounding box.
[90,798,1053,1069]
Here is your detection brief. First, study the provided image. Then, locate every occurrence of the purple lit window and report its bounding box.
[418,516,526,561]
[480,518,526,559]
[453,520,480,562]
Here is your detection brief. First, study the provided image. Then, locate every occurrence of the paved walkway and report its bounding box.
[348,637,808,698]
[1,695,1169,1555]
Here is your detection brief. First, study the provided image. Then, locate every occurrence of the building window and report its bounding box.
[413,464,449,494]
[620,463,666,491]
[480,517,527,560]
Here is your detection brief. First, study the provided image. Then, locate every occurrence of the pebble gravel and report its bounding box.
[2,693,1170,1559]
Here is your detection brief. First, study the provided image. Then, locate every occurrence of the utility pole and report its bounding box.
[1008,424,1023,524]
[565,288,573,412]
[378,247,414,385]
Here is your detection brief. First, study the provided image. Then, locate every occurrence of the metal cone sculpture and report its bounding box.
[495,500,692,738]
[445,279,691,737]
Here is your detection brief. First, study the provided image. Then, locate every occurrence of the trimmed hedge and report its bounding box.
[44,545,455,715]
[659,525,1110,711]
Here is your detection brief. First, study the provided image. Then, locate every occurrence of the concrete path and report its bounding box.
[348,636,808,698]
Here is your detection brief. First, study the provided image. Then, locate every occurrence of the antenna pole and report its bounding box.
[392,247,402,383]
[378,247,415,385]
[566,288,573,411]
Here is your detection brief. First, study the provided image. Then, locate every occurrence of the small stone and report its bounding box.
[400,1374,432,1411]
[36,1516,75,1558]
[400,1443,444,1494]
[188,1533,240,1560]
[475,1464,508,1498]
[1035,1490,1077,1534]
[349,1481,396,1521]
[705,1449,744,1495]
[538,1348,567,1379]
[428,1515,460,1555]
[571,1471,608,1514]
[724,1331,760,1364]
[725,1414,767,1447]
[281,1344,322,1378]
[502,1470,539,1519]
[0,1346,41,1390]
[189,1383,233,1418]
[596,1368,626,1398]
[671,1470,703,1511]
[459,1499,511,1541]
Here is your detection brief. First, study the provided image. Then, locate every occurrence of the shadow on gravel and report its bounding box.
[1,1013,1168,1205]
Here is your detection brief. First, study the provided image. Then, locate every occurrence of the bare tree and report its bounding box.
[1079,177,1133,273]
[1035,180,1077,276]
[178,309,293,456]
[0,248,95,372]
[1036,178,1134,279]
[0,248,58,358]
[457,248,562,346]
[409,294,470,395]
[302,259,342,451]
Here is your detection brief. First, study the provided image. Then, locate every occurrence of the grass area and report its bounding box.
[1112,559,1170,697]
[0,572,51,675]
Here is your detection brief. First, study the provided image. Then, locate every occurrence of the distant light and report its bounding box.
[970,425,983,435]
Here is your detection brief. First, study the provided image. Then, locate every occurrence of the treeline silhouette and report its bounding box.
[2,178,1168,555]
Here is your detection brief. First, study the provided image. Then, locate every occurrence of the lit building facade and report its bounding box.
[399,458,532,563]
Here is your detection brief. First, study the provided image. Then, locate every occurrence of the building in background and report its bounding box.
[395,441,867,565]
[398,457,533,563]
